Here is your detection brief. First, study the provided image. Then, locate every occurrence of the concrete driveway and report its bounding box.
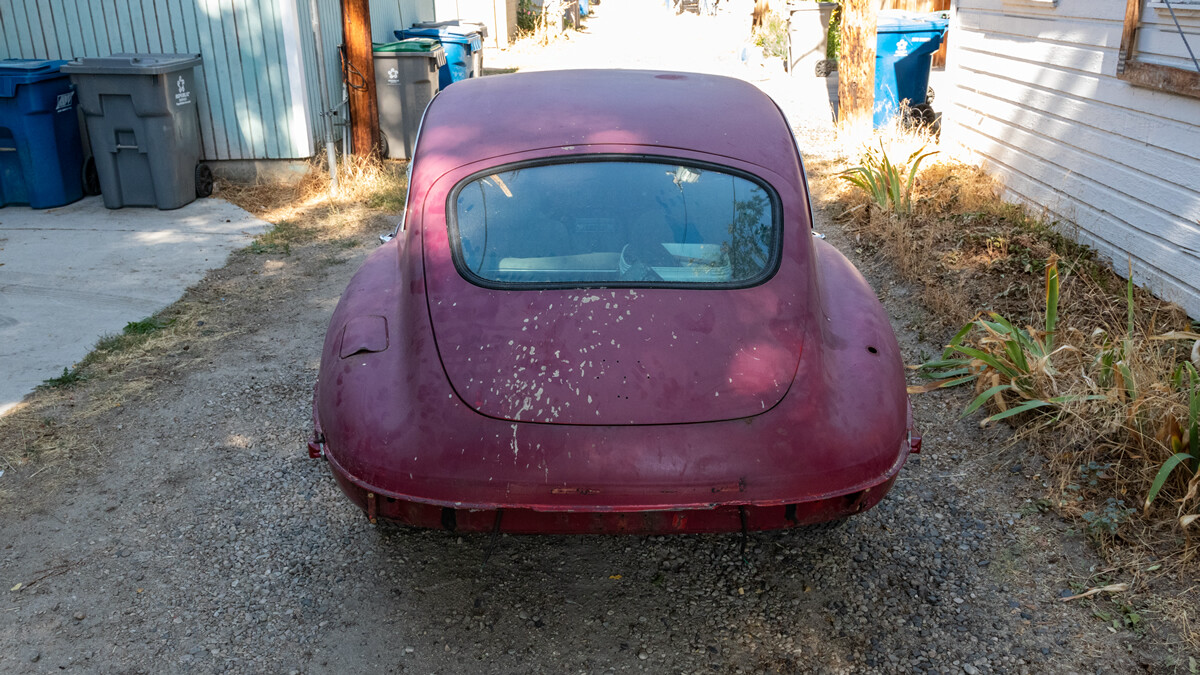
[0,195,269,415]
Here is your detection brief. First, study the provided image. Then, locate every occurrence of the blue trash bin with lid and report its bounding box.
[396,25,483,89]
[0,59,85,208]
[874,11,949,128]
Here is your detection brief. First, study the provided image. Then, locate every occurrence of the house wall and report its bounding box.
[0,0,353,161]
[372,0,436,42]
[295,0,350,155]
[434,0,518,49]
[943,0,1200,319]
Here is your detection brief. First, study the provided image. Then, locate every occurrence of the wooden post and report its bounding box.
[342,0,380,157]
[838,0,877,135]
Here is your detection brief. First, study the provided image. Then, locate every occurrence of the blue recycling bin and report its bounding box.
[0,59,85,208]
[396,25,483,89]
[874,12,949,128]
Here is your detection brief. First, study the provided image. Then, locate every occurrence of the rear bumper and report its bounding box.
[311,434,911,535]
[325,465,899,534]
[307,396,920,534]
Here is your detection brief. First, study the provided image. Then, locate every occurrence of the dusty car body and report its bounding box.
[309,69,919,534]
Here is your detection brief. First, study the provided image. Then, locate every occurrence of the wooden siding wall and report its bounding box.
[943,0,1200,319]
[0,0,353,161]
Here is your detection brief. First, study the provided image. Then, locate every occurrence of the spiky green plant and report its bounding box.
[1144,362,1199,515]
[917,259,1103,426]
[839,143,937,216]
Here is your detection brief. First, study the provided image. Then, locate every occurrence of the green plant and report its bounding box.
[517,0,538,32]
[917,259,1104,426]
[839,143,937,216]
[1082,497,1136,535]
[1144,361,1199,516]
[754,12,789,61]
[123,316,174,335]
[249,220,311,255]
[826,2,841,60]
[1091,596,1143,632]
[366,187,404,212]
[42,367,87,388]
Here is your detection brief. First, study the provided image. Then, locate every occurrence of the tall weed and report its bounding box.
[918,263,1200,550]
[840,142,936,216]
[916,259,1104,426]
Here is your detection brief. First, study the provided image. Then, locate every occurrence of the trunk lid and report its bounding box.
[425,286,803,425]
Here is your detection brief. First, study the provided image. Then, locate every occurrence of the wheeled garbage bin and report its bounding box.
[412,20,488,77]
[396,26,484,89]
[373,39,446,160]
[787,2,837,77]
[0,59,85,208]
[61,53,211,210]
[874,12,949,128]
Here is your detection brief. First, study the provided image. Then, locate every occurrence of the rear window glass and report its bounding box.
[450,159,779,288]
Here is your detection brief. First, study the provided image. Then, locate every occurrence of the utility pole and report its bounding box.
[838,0,877,136]
[342,0,380,157]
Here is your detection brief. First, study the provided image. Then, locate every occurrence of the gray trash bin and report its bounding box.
[61,53,210,210]
[373,40,446,160]
[788,2,837,77]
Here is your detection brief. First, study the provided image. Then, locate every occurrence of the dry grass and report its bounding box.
[826,128,1200,655]
[825,131,1199,562]
[0,153,408,499]
[511,0,579,47]
[220,153,407,225]
[0,303,205,499]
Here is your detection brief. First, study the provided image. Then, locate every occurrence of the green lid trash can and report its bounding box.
[373,40,446,160]
[61,53,211,210]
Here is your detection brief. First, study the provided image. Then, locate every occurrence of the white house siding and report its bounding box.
[943,0,1200,319]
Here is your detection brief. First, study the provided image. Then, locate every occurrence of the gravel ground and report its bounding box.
[0,0,1179,672]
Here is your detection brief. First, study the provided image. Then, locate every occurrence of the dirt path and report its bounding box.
[0,1,1181,673]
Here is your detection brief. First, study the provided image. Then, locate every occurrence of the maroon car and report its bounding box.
[309,70,919,534]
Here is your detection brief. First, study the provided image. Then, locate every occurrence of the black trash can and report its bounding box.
[373,40,446,160]
[62,53,211,210]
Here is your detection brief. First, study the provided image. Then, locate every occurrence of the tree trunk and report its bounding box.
[838,0,877,135]
[342,0,380,158]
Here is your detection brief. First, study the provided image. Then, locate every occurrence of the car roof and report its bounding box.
[414,69,801,175]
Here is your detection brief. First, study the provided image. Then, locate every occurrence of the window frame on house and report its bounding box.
[1119,0,1200,98]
